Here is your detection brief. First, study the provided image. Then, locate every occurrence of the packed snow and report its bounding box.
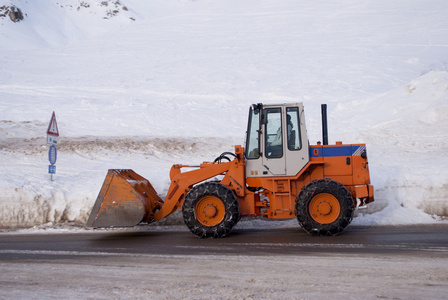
[0,0,447,231]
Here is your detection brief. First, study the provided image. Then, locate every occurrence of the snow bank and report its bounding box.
[1,0,447,230]
[337,70,448,224]
[0,0,135,49]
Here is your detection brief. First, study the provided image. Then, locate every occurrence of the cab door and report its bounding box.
[262,107,286,175]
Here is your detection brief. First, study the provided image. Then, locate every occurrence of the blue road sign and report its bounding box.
[49,164,56,174]
[49,145,57,165]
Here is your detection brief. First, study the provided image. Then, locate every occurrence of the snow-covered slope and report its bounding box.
[0,0,447,229]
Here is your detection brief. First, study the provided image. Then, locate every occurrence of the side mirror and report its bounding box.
[252,103,263,115]
[252,104,259,115]
[261,108,268,125]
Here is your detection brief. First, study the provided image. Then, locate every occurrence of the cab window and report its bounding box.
[265,108,283,158]
[286,107,302,150]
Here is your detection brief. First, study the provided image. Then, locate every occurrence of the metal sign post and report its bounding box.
[47,112,59,180]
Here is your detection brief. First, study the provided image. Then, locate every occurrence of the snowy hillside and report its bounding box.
[0,0,447,230]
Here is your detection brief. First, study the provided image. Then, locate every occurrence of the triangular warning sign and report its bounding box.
[47,111,59,136]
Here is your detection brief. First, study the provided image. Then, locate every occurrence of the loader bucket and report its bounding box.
[86,169,163,228]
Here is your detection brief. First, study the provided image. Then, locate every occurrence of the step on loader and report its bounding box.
[86,103,374,237]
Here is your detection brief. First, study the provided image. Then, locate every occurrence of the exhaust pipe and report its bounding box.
[321,104,328,145]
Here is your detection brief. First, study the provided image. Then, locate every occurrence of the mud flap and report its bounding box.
[86,169,163,228]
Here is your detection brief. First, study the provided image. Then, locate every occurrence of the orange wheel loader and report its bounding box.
[86,103,374,237]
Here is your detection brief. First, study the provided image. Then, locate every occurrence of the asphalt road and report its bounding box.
[1,224,448,259]
[1,224,448,299]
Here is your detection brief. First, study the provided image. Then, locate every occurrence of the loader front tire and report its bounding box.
[295,179,354,236]
[182,182,240,238]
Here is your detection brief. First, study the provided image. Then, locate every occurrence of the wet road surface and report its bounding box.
[1,224,447,259]
[1,224,448,299]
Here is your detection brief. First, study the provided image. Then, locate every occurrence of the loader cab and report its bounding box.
[245,103,309,177]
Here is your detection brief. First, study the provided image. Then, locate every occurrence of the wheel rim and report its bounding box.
[195,196,225,226]
[309,193,340,224]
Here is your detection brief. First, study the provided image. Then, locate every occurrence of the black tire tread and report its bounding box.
[295,178,354,236]
[182,182,240,238]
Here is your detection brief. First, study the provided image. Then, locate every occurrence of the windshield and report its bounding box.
[245,107,260,159]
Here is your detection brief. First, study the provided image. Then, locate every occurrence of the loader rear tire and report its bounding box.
[295,179,354,236]
[182,182,240,238]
